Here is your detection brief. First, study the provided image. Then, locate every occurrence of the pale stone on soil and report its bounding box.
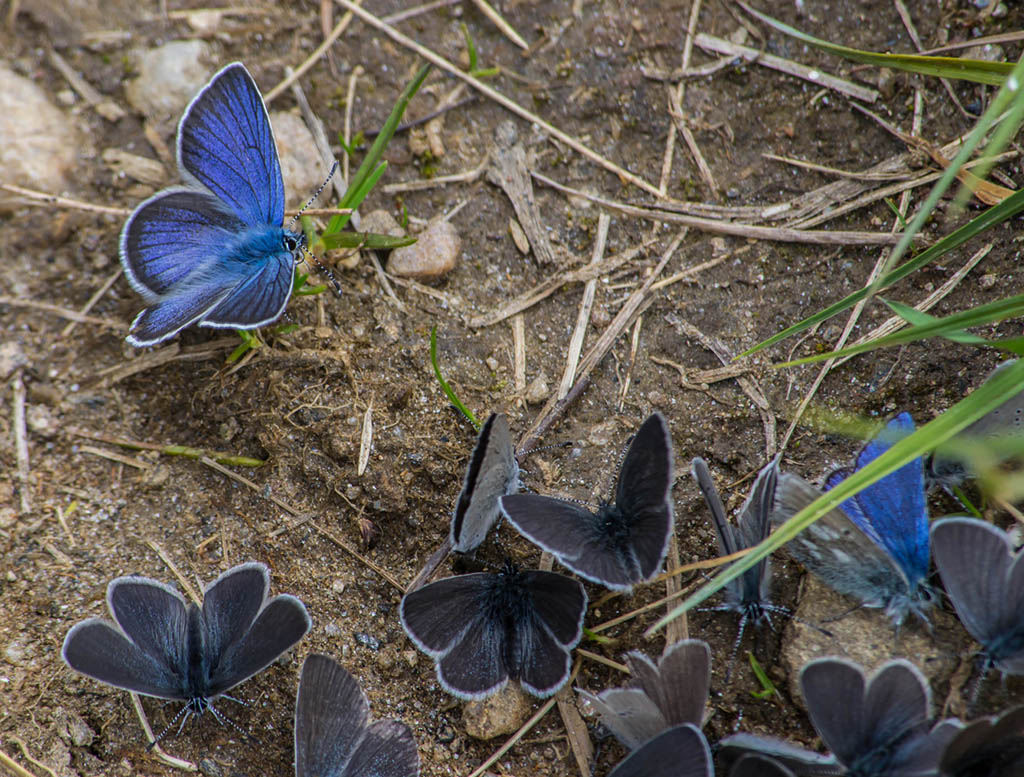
[270,111,327,210]
[123,40,212,120]
[462,684,531,740]
[779,574,958,705]
[386,218,461,281]
[0,66,78,192]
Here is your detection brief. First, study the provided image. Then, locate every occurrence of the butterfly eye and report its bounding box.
[283,234,303,253]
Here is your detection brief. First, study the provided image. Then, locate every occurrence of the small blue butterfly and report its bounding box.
[120,63,305,347]
[773,412,933,625]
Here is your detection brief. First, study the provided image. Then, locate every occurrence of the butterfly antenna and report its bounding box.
[208,702,262,745]
[290,161,345,297]
[722,614,748,685]
[967,655,993,711]
[147,705,190,749]
[519,441,573,459]
[288,161,338,229]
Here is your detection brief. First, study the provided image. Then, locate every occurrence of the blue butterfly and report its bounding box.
[773,412,933,625]
[119,63,305,347]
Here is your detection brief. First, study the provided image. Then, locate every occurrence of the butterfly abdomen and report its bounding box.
[185,603,211,702]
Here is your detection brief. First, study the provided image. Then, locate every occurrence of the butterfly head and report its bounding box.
[883,580,935,626]
[283,229,307,258]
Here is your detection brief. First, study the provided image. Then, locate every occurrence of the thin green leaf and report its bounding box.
[738,186,1024,358]
[747,653,779,700]
[645,359,1024,636]
[430,326,480,430]
[881,298,989,344]
[326,63,432,235]
[740,3,1013,85]
[320,231,416,251]
[782,292,1024,366]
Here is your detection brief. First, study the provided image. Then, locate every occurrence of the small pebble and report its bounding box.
[198,758,223,777]
[386,218,461,281]
[270,111,327,210]
[361,209,405,238]
[0,66,78,192]
[524,371,549,404]
[462,684,530,740]
[355,632,381,651]
[124,40,213,120]
[485,356,500,372]
[0,342,27,381]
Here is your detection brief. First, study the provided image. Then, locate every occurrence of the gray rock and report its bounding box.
[124,41,212,120]
[269,111,328,210]
[361,209,405,238]
[386,218,461,281]
[524,371,549,405]
[779,574,958,704]
[54,707,95,747]
[0,66,78,192]
[462,684,530,740]
[0,342,27,380]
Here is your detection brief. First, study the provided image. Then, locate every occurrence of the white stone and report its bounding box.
[269,111,328,210]
[0,66,78,192]
[124,40,213,120]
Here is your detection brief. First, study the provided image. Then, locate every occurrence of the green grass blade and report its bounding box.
[740,3,1013,85]
[430,326,480,430]
[326,63,432,235]
[645,359,1024,637]
[320,231,416,251]
[880,299,989,345]
[738,186,1024,358]
[782,292,1024,366]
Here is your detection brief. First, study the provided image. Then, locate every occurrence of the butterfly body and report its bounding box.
[120,63,304,347]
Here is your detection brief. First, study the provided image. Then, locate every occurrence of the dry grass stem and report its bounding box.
[468,239,656,328]
[358,400,373,476]
[837,243,992,366]
[664,534,688,644]
[383,154,489,193]
[335,0,665,198]
[61,267,123,338]
[130,693,197,771]
[48,48,125,121]
[576,649,628,674]
[0,185,127,216]
[8,738,57,777]
[12,374,30,513]
[532,171,910,246]
[513,313,527,404]
[146,540,202,605]
[0,295,123,329]
[558,213,609,399]
[265,0,363,103]
[666,315,777,457]
[516,231,684,457]
[466,696,559,777]
[694,33,879,103]
[0,746,41,777]
[470,0,528,49]
[343,65,364,193]
[79,445,149,470]
[780,89,924,451]
[658,0,704,194]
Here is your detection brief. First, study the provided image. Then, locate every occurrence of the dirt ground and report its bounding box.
[2,1,1023,775]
